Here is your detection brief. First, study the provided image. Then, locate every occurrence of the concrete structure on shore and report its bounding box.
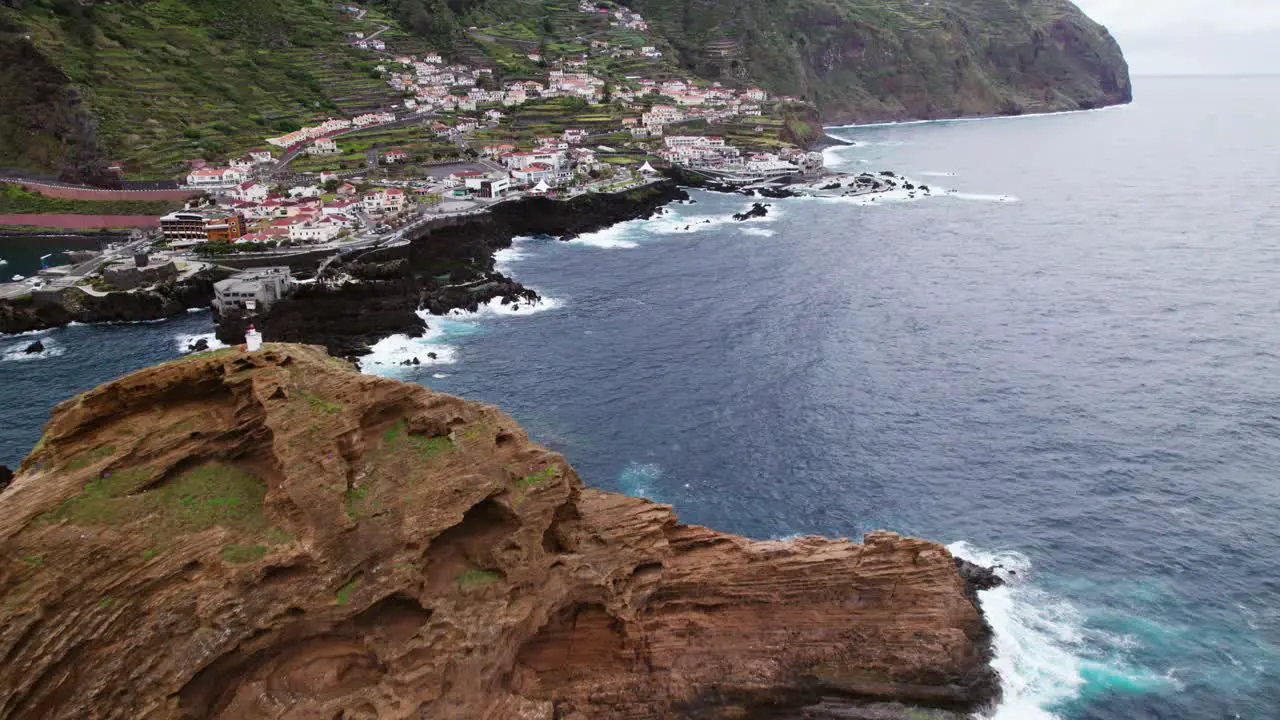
[213,267,293,317]
[103,256,179,290]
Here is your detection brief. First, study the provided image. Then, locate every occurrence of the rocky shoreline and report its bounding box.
[0,271,226,336]
[0,344,1003,718]
[216,180,688,358]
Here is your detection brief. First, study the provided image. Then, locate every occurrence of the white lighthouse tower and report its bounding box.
[244,324,263,352]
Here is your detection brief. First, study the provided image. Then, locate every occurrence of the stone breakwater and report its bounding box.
[0,344,1000,719]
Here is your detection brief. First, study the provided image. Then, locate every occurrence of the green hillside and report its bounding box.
[0,0,419,181]
[0,0,1129,182]
[625,0,1130,123]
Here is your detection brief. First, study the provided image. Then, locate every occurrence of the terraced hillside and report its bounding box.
[0,0,406,181]
[1,0,1129,182]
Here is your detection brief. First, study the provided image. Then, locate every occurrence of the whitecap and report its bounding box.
[0,258,7,265]
[2,336,65,362]
[740,227,776,238]
[495,237,534,273]
[186,307,209,313]
[174,332,227,354]
[362,325,458,375]
[443,294,563,319]
[917,171,957,177]
[648,213,734,235]
[824,103,1128,131]
[948,541,1175,719]
[431,372,449,379]
[566,224,639,249]
[947,192,1020,203]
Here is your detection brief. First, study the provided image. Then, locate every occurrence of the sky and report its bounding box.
[1073,0,1280,75]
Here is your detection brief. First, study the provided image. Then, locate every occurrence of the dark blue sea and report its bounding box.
[3,76,1278,719]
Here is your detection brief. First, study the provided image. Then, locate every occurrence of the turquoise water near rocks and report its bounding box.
[3,77,1278,718]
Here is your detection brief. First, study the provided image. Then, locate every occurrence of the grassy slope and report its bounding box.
[0,0,419,180]
[0,0,1129,179]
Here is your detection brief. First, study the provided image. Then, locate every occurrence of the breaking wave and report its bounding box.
[2,336,65,362]
[173,332,227,354]
[948,542,1175,719]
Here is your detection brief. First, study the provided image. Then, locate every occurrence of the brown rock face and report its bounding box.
[0,345,997,719]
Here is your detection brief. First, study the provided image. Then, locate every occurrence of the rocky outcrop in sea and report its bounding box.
[0,345,1000,718]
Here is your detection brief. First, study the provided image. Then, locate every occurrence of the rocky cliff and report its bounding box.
[0,344,998,719]
[629,0,1131,123]
[0,272,225,336]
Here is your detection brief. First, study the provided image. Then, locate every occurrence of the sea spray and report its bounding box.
[362,297,563,376]
[948,542,1173,719]
[173,333,227,353]
[2,336,65,362]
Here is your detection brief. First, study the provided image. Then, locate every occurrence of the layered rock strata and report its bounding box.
[0,345,997,719]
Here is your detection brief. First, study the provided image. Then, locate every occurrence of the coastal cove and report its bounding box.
[3,77,1279,719]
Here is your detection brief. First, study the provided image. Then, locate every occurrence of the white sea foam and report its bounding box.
[11,274,26,282]
[362,325,459,374]
[946,192,1020,203]
[948,542,1082,719]
[174,332,227,354]
[362,296,562,376]
[825,103,1129,131]
[2,336,65,362]
[648,213,734,235]
[495,237,534,273]
[566,224,640,249]
[948,541,1175,719]
[431,372,449,379]
[443,294,563,320]
[918,171,958,177]
[740,227,776,238]
[0,258,7,265]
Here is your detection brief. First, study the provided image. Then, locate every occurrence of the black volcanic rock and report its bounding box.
[954,557,1005,605]
[0,271,227,336]
[218,182,687,357]
[23,340,44,354]
[733,203,770,221]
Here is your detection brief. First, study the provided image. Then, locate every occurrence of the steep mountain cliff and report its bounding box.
[0,0,1128,179]
[0,345,999,719]
[627,0,1131,123]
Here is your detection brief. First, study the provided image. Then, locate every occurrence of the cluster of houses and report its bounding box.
[578,0,648,30]
[160,180,420,248]
[265,112,397,153]
[657,135,824,179]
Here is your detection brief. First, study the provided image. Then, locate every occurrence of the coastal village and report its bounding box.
[2,0,900,330]
[147,1,832,252]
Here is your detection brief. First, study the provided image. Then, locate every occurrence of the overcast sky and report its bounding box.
[1073,0,1280,75]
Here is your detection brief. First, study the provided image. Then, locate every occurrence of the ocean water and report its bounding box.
[3,76,1279,718]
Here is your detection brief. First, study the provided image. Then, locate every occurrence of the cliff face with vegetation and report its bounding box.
[627,0,1131,123]
[0,0,1128,180]
[0,0,410,181]
[0,345,999,719]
